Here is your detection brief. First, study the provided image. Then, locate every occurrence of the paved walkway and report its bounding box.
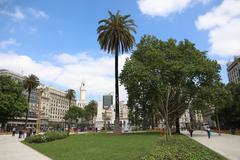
[0,134,51,160]
[182,130,240,160]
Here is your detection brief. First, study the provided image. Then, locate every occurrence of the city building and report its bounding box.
[0,69,39,127]
[39,86,77,127]
[227,56,240,83]
[179,109,204,130]
[0,69,77,128]
[95,93,129,131]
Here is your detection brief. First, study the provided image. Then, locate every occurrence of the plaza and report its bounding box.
[1,0,240,160]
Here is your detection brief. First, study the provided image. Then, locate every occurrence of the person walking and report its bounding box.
[12,127,16,136]
[18,128,22,139]
[207,127,211,139]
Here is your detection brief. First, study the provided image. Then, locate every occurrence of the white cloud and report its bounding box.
[30,27,38,32]
[0,8,25,20]
[0,7,49,20]
[0,52,129,102]
[0,38,16,48]
[0,52,62,82]
[137,0,210,17]
[217,59,227,65]
[196,0,240,57]
[27,7,49,19]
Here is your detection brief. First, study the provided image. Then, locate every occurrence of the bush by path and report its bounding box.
[25,132,68,143]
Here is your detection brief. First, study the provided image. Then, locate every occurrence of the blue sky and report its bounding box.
[1,0,240,102]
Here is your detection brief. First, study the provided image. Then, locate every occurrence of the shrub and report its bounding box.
[25,132,68,143]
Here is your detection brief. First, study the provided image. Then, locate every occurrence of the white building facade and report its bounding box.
[78,82,87,108]
[39,86,76,126]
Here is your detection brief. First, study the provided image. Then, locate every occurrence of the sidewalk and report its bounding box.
[0,134,51,160]
[182,130,240,160]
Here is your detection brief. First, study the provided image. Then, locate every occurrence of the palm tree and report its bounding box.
[24,74,40,128]
[66,89,76,107]
[97,11,136,134]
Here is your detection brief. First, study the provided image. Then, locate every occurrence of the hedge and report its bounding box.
[25,132,68,143]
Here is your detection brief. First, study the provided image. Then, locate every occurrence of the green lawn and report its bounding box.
[25,132,227,160]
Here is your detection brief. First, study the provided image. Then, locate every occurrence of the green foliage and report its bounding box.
[25,132,68,143]
[97,11,136,54]
[23,74,40,127]
[141,135,226,160]
[217,83,240,130]
[64,106,84,121]
[120,35,221,133]
[23,74,40,94]
[65,89,76,107]
[0,75,28,127]
[84,100,98,121]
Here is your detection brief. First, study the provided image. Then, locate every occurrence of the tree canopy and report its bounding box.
[84,100,98,128]
[120,35,221,139]
[0,75,28,130]
[217,83,240,130]
[66,89,76,107]
[23,74,40,127]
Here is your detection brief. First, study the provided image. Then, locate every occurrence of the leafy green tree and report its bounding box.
[23,74,40,128]
[84,100,98,129]
[217,83,240,133]
[97,11,136,134]
[192,82,231,135]
[64,106,84,133]
[120,35,221,140]
[66,89,76,107]
[0,76,28,131]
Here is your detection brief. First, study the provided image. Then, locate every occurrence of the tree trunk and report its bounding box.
[25,90,31,128]
[175,117,180,134]
[216,109,221,136]
[114,48,121,134]
[1,122,6,132]
[68,123,70,133]
[189,109,194,130]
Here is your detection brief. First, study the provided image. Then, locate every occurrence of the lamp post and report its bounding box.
[36,86,45,134]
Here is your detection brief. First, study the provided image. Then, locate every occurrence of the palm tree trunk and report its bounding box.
[114,47,121,134]
[25,90,31,128]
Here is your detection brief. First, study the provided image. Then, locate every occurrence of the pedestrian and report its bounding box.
[18,128,22,139]
[12,127,16,136]
[207,127,211,139]
[189,129,193,137]
[30,128,33,136]
[33,128,36,135]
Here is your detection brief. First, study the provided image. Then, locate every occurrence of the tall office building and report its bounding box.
[0,69,39,126]
[227,57,240,83]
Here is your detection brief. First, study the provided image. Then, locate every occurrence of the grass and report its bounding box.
[142,134,227,160]
[25,132,227,160]
[26,132,159,160]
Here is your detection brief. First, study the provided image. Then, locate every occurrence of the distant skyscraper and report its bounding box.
[78,82,87,108]
[103,94,113,109]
